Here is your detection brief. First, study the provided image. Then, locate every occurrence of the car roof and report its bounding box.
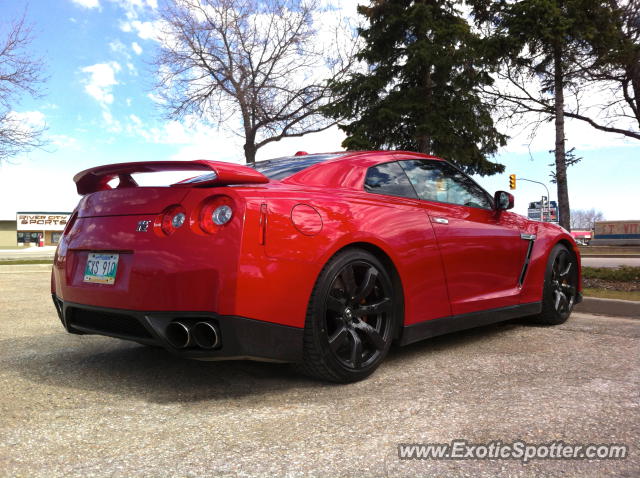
[277,150,444,190]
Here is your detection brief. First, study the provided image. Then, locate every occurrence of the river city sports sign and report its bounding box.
[16,213,71,231]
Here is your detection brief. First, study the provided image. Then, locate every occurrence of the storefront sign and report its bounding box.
[16,213,71,231]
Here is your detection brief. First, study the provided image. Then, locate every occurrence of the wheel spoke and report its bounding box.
[328,325,349,353]
[340,265,357,297]
[348,328,363,368]
[353,320,385,351]
[558,252,568,272]
[355,297,391,316]
[559,261,573,277]
[557,291,568,312]
[326,294,346,314]
[554,290,562,310]
[354,267,378,302]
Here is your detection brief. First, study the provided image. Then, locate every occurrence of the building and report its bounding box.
[527,199,559,223]
[592,220,640,246]
[0,212,72,248]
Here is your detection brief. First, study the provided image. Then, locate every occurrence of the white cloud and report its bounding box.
[109,39,129,56]
[131,41,143,55]
[8,110,46,129]
[501,117,636,154]
[50,134,80,150]
[129,114,142,126]
[258,125,346,160]
[102,110,122,133]
[80,62,121,105]
[119,20,162,41]
[71,0,100,9]
[126,62,138,76]
[146,92,165,104]
[111,0,158,13]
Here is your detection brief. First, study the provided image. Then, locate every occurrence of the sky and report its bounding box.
[0,0,638,221]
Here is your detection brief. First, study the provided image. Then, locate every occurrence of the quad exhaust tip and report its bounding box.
[192,321,220,349]
[165,321,191,349]
[164,320,220,350]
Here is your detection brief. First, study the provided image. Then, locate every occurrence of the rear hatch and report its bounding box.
[53,160,268,312]
[77,187,190,217]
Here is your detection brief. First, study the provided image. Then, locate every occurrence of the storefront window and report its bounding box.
[17,232,25,243]
[51,232,62,244]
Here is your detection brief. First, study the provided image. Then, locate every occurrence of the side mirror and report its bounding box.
[494,191,514,210]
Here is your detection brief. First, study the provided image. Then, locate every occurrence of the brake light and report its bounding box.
[157,205,187,236]
[199,196,234,234]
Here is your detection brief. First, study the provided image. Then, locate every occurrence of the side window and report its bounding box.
[399,160,493,209]
[364,161,417,199]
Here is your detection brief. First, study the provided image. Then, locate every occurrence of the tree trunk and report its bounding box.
[243,132,257,164]
[243,144,256,164]
[416,65,433,154]
[553,46,571,231]
[416,134,431,154]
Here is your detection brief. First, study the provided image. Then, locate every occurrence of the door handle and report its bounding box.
[432,217,449,224]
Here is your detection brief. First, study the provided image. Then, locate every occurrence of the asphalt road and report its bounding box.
[0,265,638,477]
[581,256,640,268]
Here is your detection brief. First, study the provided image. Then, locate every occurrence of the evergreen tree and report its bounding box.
[324,0,506,176]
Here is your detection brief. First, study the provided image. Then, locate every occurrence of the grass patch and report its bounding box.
[583,288,640,302]
[0,260,53,265]
[582,266,640,282]
[579,246,640,255]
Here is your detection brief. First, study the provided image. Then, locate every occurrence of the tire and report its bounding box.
[530,243,579,325]
[295,248,398,383]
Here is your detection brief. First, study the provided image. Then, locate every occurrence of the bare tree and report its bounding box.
[155,0,354,163]
[570,208,604,230]
[568,0,640,140]
[0,13,46,163]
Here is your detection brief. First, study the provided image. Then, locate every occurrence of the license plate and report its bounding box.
[84,253,119,284]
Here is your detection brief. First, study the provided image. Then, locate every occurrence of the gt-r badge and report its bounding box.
[136,220,151,232]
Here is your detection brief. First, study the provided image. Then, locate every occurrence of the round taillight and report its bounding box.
[212,205,232,225]
[199,196,234,234]
[172,212,186,228]
[160,205,187,235]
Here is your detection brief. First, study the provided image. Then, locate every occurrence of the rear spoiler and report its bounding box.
[73,160,269,195]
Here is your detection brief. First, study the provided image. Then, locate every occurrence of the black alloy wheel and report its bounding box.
[324,260,393,370]
[550,248,577,319]
[297,249,397,382]
[531,244,579,325]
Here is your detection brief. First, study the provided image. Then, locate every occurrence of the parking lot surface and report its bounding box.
[0,264,638,477]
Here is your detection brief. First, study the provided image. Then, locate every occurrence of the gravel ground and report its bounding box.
[0,265,638,477]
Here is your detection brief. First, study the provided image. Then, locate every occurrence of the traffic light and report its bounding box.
[509,174,516,190]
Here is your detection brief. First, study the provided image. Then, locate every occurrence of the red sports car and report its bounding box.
[51,151,581,382]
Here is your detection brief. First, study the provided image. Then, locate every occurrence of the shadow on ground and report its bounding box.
[2,318,523,404]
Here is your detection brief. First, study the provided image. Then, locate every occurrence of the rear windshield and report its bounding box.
[250,153,345,180]
[180,153,344,184]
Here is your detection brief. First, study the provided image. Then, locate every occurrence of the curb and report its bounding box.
[581,254,640,259]
[575,297,640,319]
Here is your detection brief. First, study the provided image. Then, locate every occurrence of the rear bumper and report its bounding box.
[52,295,303,363]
